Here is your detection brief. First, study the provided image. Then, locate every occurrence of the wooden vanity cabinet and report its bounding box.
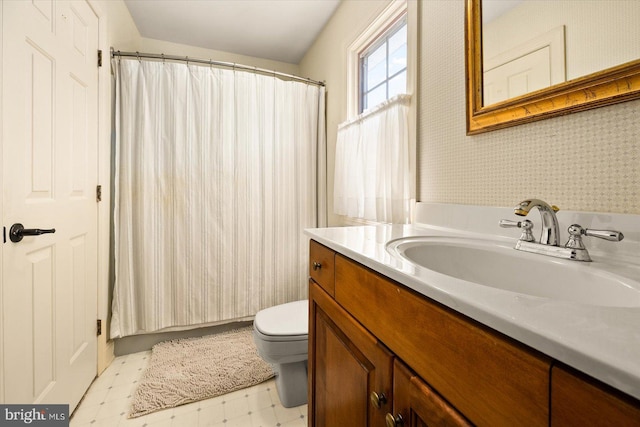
[551,364,640,426]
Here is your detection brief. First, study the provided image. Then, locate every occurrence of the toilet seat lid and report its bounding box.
[255,300,308,336]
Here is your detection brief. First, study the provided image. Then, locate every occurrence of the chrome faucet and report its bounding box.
[500,198,624,262]
[513,199,560,245]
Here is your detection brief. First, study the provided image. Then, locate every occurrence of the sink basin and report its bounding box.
[386,236,640,307]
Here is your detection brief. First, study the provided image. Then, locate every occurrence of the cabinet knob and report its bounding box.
[312,261,322,271]
[385,413,404,427]
[370,391,387,409]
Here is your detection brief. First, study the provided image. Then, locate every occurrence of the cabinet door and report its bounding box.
[309,281,394,427]
[390,360,472,427]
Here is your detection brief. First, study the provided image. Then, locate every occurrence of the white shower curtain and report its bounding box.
[111,58,325,338]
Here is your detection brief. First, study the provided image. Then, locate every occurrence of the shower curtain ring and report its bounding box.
[161,53,165,64]
[136,51,140,62]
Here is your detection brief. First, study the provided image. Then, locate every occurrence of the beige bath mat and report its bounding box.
[128,326,274,418]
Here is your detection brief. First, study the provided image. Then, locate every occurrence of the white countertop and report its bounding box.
[305,203,640,400]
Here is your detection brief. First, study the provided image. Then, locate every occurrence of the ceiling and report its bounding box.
[124,0,341,64]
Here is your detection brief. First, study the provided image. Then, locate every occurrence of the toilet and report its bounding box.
[253,300,309,408]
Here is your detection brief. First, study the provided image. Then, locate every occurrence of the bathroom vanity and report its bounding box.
[305,203,640,426]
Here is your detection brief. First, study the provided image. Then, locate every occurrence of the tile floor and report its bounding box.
[70,351,307,427]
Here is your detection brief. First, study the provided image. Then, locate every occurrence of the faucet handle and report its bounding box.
[566,224,624,249]
[500,219,535,242]
[584,228,624,242]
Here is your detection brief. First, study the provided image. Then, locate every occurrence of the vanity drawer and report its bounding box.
[309,240,335,297]
[334,254,551,427]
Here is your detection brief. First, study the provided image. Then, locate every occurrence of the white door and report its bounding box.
[483,47,552,105]
[1,0,99,412]
[482,26,566,106]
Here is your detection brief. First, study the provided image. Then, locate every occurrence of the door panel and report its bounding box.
[71,233,88,358]
[393,359,472,427]
[2,0,99,411]
[27,42,56,199]
[315,308,369,426]
[30,245,56,400]
[309,281,393,427]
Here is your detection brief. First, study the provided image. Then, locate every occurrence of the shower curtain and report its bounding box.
[110,58,325,338]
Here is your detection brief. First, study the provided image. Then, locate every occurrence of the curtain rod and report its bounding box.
[110,48,325,87]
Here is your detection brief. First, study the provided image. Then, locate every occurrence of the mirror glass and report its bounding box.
[466,0,640,134]
[482,0,640,106]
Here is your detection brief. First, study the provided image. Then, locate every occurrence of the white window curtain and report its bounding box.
[334,94,412,223]
[111,58,326,338]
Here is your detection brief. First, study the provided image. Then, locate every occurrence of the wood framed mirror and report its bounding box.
[465,0,640,134]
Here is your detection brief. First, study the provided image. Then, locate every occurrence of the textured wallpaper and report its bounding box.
[418,1,640,214]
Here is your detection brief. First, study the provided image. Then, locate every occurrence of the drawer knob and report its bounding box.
[370,391,387,409]
[385,413,404,427]
[312,261,322,271]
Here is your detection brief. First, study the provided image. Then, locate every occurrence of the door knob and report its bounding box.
[9,223,56,243]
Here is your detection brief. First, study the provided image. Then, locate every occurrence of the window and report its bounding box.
[338,0,417,225]
[346,0,414,119]
[359,18,407,113]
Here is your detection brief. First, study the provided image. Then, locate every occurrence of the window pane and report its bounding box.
[367,42,387,69]
[388,23,406,53]
[364,84,387,112]
[366,60,386,91]
[365,44,387,89]
[388,71,406,98]
[389,22,407,76]
[358,16,407,113]
[388,43,407,76]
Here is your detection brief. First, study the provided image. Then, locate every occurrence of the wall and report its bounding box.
[419,0,640,214]
[302,0,640,223]
[98,0,141,51]
[93,0,142,375]
[137,38,300,75]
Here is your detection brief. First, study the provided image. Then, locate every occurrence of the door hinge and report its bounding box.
[97,319,102,336]
[98,49,102,67]
[96,185,102,202]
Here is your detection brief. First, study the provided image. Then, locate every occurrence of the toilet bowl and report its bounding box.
[253,300,308,408]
